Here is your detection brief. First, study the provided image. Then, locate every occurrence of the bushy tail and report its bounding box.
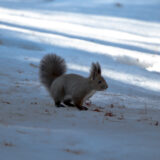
[39,54,66,89]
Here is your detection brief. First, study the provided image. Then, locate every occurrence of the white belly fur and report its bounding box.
[83,90,96,102]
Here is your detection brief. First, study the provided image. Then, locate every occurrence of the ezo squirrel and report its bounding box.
[39,54,108,110]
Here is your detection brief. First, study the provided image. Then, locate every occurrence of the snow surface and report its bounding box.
[0,0,160,160]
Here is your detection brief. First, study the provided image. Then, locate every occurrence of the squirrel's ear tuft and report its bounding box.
[96,62,101,75]
[90,62,101,80]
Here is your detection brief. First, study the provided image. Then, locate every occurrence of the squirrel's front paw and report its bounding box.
[77,106,88,111]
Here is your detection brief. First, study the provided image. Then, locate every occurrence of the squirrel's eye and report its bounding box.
[98,80,102,84]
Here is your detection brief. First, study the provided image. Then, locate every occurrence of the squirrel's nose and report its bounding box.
[102,84,108,90]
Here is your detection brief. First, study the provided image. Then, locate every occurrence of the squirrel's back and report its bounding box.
[52,73,89,94]
[39,54,66,89]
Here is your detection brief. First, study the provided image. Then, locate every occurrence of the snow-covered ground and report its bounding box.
[0,0,160,159]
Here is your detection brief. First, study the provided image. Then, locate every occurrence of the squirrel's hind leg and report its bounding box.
[51,85,65,108]
[55,101,65,108]
[63,99,75,107]
[63,95,74,107]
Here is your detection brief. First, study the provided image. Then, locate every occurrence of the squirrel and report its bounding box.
[39,54,108,110]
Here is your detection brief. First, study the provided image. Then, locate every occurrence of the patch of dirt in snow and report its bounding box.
[1,141,15,147]
[63,148,85,155]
